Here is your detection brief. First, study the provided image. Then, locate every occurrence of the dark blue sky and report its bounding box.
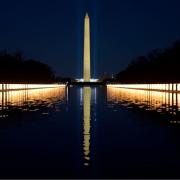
[0,0,180,78]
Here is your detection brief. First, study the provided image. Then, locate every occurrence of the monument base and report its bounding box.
[68,81,105,86]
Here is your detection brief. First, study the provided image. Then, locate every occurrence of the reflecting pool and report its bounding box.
[0,85,180,178]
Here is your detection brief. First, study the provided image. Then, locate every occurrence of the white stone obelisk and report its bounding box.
[83,13,91,82]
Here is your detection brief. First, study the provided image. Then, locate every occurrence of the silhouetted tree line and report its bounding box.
[0,51,61,83]
[114,40,180,83]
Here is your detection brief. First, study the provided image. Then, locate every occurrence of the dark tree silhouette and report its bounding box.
[115,40,180,84]
[0,51,60,83]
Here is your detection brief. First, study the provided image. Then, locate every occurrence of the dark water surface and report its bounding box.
[0,85,180,178]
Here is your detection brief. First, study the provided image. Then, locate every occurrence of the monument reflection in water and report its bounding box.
[1,85,180,178]
[0,84,65,118]
[83,87,91,166]
[107,85,180,123]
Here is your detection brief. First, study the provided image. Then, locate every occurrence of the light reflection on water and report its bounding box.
[0,84,93,168]
[83,87,91,166]
[107,86,180,123]
[1,85,180,178]
[0,84,66,118]
[80,87,97,168]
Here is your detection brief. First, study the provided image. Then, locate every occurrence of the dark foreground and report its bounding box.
[0,85,180,178]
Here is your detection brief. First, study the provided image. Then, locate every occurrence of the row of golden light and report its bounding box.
[107,84,180,91]
[0,85,66,107]
[0,84,65,91]
[107,86,180,113]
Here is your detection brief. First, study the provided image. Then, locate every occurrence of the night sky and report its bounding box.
[0,0,180,78]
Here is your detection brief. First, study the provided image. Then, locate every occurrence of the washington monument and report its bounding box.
[83,13,91,82]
